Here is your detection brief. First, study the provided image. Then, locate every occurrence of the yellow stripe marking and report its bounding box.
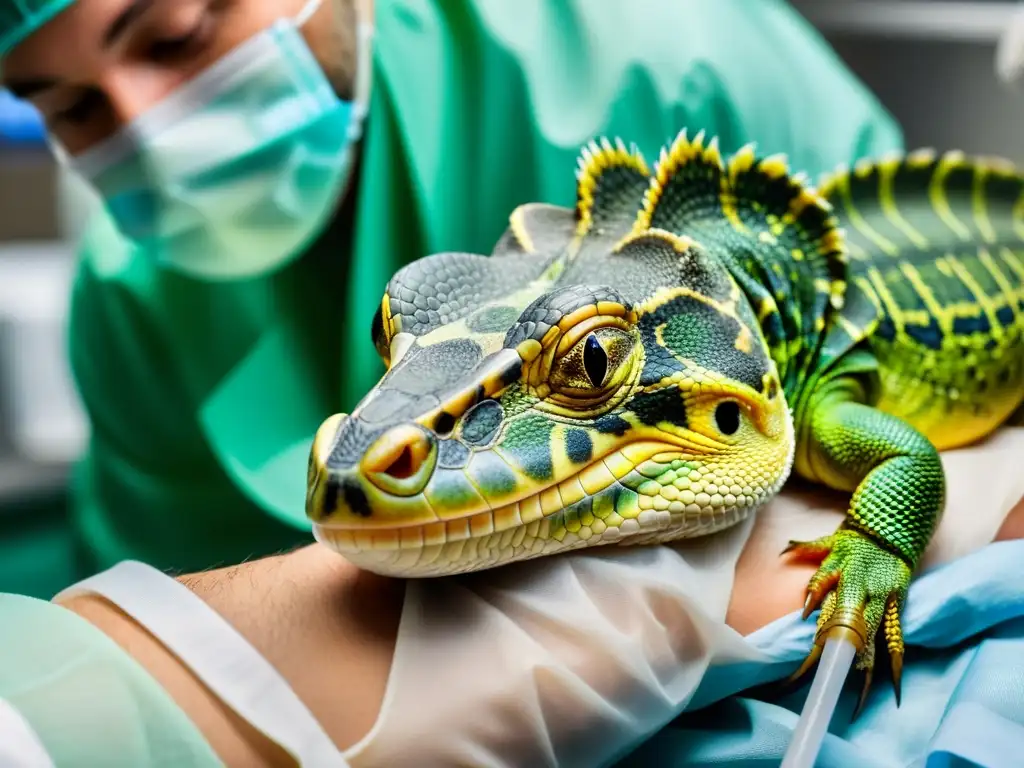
[719,189,748,234]
[575,138,650,237]
[879,158,930,249]
[721,144,755,235]
[929,154,972,241]
[978,248,1020,325]
[845,240,871,262]
[898,261,952,337]
[835,171,900,256]
[853,276,885,316]
[509,205,537,253]
[867,267,905,333]
[838,315,864,339]
[971,167,998,244]
[999,247,1024,283]
[757,296,778,322]
[944,254,1003,339]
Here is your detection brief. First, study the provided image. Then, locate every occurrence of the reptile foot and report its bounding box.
[783,529,910,716]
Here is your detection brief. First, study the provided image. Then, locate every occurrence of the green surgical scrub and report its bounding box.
[1,0,904,594]
[0,594,223,767]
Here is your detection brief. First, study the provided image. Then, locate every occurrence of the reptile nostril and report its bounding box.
[384,445,417,479]
[361,424,436,494]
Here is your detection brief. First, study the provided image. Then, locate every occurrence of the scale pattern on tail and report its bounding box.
[816,150,1024,450]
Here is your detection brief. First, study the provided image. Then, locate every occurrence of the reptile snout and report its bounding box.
[306,413,440,526]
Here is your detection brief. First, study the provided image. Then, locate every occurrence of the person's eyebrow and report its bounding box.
[103,0,156,48]
[3,0,156,98]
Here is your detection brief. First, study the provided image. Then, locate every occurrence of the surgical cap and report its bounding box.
[0,0,75,57]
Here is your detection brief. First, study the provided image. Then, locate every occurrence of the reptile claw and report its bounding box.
[891,651,903,706]
[852,664,874,721]
[784,530,912,712]
[786,642,822,687]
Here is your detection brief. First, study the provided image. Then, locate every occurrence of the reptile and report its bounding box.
[305,130,1024,706]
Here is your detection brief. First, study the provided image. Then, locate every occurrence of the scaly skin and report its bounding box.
[305,131,1024,705]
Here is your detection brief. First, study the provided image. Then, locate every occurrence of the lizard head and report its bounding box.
[307,132,844,577]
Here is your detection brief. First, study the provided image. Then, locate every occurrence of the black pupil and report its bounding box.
[715,401,741,435]
[583,334,608,387]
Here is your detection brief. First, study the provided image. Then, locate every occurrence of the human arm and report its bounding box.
[55,545,403,766]
[40,427,1024,768]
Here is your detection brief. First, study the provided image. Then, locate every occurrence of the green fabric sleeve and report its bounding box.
[0,593,223,767]
[66,218,308,578]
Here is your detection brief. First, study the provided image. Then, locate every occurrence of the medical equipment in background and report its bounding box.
[0,246,87,464]
[780,633,859,768]
[0,91,88,464]
[996,1,1024,86]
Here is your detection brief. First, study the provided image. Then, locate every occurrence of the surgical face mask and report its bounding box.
[63,0,373,281]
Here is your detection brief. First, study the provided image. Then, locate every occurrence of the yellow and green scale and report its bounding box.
[306,131,1024,705]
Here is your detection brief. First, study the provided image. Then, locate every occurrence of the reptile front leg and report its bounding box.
[786,375,945,710]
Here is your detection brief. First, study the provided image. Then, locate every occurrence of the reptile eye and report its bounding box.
[583,334,608,387]
[548,326,636,402]
[715,401,741,435]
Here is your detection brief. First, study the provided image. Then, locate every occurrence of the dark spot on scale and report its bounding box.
[875,314,897,342]
[565,428,593,464]
[996,305,1015,329]
[499,363,521,387]
[629,387,688,428]
[341,479,372,518]
[434,411,457,436]
[519,443,553,482]
[462,400,504,446]
[323,477,340,513]
[905,317,942,350]
[595,414,630,436]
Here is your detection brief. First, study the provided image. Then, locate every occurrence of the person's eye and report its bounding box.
[148,14,213,63]
[149,29,202,61]
[53,91,104,126]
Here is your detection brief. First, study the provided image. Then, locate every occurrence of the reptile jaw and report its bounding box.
[311,440,784,577]
[313,497,759,578]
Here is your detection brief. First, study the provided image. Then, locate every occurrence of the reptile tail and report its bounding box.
[815,150,1024,373]
[818,149,1024,264]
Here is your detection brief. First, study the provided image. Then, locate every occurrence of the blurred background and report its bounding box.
[0,0,1022,597]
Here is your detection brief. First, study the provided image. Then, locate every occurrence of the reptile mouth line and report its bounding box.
[313,435,733,529]
[313,500,756,577]
[312,440,768,577]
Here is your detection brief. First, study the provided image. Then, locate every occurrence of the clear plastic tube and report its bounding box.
[780,636,857,768]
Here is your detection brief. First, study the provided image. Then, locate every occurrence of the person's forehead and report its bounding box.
[0,0,76,58]
[1,0,131,81]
